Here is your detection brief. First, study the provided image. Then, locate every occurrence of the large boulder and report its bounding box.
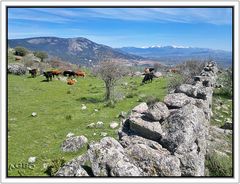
[145,102,170,121]
[8,63,27,75]
[125,143,181,176]
[175,84,209,100]
[55,154,89,176]
[120,135,181,176]
[127,113,163,142]
[164,93,193,108]
[87,137,143,176]
[61,136,88,152]
[160,104,207,176]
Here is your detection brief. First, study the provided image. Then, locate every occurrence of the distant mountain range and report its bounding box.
[8,37,142,66]
[8,37,232,67]
[118,46,232,67]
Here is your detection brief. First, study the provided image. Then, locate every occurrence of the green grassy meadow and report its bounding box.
[8,73,167,176]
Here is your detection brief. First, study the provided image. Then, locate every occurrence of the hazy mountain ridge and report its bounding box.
[118,46,232,67]
[8,37,143,66]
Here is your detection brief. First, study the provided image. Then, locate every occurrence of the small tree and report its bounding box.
[33,51,48,62]
[15,46,28,56]
[94,61,125,101]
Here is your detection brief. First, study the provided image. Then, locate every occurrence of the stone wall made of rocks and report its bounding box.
[56,61,218,177]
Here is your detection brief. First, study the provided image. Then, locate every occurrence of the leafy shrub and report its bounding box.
[167,74,184,93]
[44,157,66,176]
[15,46,29,56]
[205,153,232,176]
[138,95,159,106]
[33,51,48,62]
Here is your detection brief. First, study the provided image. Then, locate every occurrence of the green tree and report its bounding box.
[15,46,28,56]
[34,51,48,62]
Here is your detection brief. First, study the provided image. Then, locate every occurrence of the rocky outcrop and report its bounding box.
[61,136,88,152]
[8,63,27,75]
[57,61,219,177]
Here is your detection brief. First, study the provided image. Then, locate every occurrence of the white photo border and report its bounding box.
[1,1,239,184]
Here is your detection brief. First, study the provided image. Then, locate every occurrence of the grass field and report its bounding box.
[8,73,168,176]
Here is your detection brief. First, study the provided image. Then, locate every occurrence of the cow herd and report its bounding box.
[28,67,158,85]
[28,68,86,85]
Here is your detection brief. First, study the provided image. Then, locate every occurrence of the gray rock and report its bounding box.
[120,135,163,151]
[154,72,162,78]
[125,143,181,176]
[128,114,162,142]
[56,154,89,176]
[175,84,209,100]
[164,93,193,108]
[87,137,143,176]
[61,136,88,152]
[145,102,170,121]
[160,104,207,176]
[132,102,148,114]
[8,63,27,75]
[110,122,119,129]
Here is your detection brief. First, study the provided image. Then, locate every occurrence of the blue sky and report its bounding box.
[8,8,232,51]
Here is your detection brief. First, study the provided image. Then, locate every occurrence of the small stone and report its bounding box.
[81,105,87,110]
[66,132,75,138]
[43,163,48,170]
[28,157,37,163]
[31,112,37,117]
[100,132,107,137]
[96,121,104,128]
[110,122,119,129]
[87,123,95,128]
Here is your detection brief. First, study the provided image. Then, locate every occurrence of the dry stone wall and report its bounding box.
[57,61,218,177]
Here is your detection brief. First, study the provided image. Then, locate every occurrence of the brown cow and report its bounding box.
[75,71,86,78]
[51,70,61,78]
[67,79,76,85]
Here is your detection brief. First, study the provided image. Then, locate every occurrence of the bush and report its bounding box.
[167,74,184,93]
[138,95,159,106]
[15,46,28,56]
[44,157,66,176]
[33,51,48,62]
[205,153,232,176]
[176,60,205,84]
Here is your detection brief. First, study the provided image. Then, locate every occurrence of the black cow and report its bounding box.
[63,70,76,78]
[29,69,37,78]
[142,73,154,84]
[43,71,53,82]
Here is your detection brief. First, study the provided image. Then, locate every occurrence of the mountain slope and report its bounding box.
[118,46,232,67]
[8,37,142,66]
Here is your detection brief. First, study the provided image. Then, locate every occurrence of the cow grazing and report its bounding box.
[67,79,76,85]
[29,69,37,78]
[43,71,53,82]
[63,70,76,78]
[144,67,154,74]
[142,73,155,84]
[51,70,61,78]
[75,71,86,78]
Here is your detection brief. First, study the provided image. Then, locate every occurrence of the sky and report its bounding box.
[8,8,232,51]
